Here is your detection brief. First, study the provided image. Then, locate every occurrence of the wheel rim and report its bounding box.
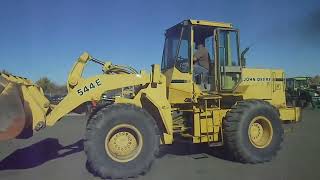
[105,124,143,163]
[248,116,273,148]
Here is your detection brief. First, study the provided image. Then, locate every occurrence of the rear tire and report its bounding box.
[85,104,159,179]
[223,100,283,163]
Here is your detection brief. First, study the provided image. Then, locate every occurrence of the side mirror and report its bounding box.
[241,47,250,67]
[195,73,203,85]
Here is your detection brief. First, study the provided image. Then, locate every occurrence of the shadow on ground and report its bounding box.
[0,138,234,171]
[159,142,235,162]
[0,138,83,170]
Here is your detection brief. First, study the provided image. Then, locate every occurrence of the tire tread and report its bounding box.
[223,100,284,163]
[84,104,159,179]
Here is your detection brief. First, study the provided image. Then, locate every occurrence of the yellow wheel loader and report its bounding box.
[0,20,300,179]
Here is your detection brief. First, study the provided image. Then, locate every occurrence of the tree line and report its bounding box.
[1,69,67,96]
[35,77,67,96]
[310,75,320,84]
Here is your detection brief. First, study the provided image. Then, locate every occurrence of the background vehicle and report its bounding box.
[286,77,320,108]
[310,84,320,108]
[46,94,65,105]
[0,20,300,179]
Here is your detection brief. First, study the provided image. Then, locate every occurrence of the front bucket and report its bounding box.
[0,76,27,141]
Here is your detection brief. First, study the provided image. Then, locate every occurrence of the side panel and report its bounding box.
[163,67,194,104]
[236,68,300,122]
[270,70,286,107]
[235,68,286,107]
[235,68,273,99]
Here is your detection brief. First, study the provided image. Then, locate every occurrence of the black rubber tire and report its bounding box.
[223,100,284,163]
[84,104,160,179]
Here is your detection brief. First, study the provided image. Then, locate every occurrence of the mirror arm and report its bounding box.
[241,47,250,67]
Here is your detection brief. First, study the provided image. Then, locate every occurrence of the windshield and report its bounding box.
[295,80,309,88]
[161,26,190,73]
[161,26,181,71]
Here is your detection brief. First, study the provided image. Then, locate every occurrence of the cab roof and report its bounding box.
[167,19,233,31]
[188,19,233,28]
[287,77,311,80]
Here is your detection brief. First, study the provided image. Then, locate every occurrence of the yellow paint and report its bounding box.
[236,68,286,106]
[279,107,301,122]
[46,73,150,126]
[105,124,143,163]
[116,65,174,144]
[1,72,50,130]
[163,67,194,104]
[67,52,92,90]
[248,116,273,148]
[189,19,232,28]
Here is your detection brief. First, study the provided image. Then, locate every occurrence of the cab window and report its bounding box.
[218,30,241,90]
[161,26,190,73]
[175,27,190,73]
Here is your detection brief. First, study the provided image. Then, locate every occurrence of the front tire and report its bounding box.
[223,100,283,163]
[85,104,159,179]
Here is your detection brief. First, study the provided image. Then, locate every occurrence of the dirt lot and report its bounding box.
[0,110,320,180]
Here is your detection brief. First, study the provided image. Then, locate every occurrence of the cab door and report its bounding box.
[215,29,242,91]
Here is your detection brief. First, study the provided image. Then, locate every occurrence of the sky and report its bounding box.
[0,0,319,84]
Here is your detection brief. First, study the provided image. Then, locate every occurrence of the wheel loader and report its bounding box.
[0,19,300,179]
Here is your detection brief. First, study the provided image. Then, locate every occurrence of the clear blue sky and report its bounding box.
[0,0,319,84]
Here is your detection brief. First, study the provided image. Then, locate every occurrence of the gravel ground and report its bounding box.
[0,109,320,180]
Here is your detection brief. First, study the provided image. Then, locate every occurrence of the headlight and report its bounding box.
[314,93,319,97]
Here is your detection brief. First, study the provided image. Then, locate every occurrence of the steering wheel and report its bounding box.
[176,56,189,71]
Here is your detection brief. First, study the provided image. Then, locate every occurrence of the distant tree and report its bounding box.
[36,77,67,95]
[36,77,55,94]
[311,75,320,84]
[52,84,67,95]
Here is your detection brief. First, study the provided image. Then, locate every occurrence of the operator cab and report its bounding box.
[161,20,242,94]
